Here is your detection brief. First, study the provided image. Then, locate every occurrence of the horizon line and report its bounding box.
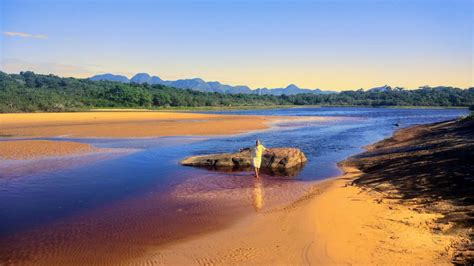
[3,70,473,92]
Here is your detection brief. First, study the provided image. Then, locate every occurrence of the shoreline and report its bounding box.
[0,140,99,160]
[1,111,470,264]
[0,111,275,160]
[1,105,468,114]
[0,111,315,138]
[129,165,457,265]
[344,117,474,264]
[127,119,472,264]
[0,111,333,160]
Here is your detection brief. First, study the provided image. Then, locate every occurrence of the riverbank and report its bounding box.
[345,117,474,264]
[0,140,99,160]
[128,118,472,264]
[1,110,470,264]
[0,111,284,138]
[0,111,331,159]
[129,165,456,264]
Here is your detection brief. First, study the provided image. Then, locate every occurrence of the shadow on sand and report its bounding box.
[344,118,474,264]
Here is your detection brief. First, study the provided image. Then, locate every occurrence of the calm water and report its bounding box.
[195,107,469,180]
[0,107,469,263]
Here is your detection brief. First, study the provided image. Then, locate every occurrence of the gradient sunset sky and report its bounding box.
[1,0,472,90]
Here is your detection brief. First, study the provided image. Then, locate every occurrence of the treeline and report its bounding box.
[1,71,473,112]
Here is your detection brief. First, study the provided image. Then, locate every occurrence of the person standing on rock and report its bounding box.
[241,140,270,178]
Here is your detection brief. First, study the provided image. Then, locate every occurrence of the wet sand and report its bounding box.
[130,118,473,264]
[0,171,312,265]
[0,111,295,138]
[1,111,469,264]
[0,140,97,160]
[1,165,458,265]
[130,166,457,265]
[0,111,329,160]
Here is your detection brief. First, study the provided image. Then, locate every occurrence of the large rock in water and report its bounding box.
[180,148,307,176]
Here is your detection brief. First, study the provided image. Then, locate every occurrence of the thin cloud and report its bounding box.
[2,58,97,78]
[3,31,48,39]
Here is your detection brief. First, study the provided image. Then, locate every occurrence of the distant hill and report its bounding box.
[255,84,334,95]
[89,73,335,95]
[89,73,130,83]
[2,71,473,113]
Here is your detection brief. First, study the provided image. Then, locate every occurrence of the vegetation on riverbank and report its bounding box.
[1,71,473,113]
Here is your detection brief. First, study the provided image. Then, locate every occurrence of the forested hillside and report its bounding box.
[1,71,473,112]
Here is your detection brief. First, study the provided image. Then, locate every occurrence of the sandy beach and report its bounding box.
[0,111,329,160]
[0,140,98,160]
[132,117,472,265]
[133,117,471,265]
[128,165,456,265]
[2,0,471,263]
[0,111,278,159]
[347,117,474,264]
[0,111,470,264]
[0,111,288,138]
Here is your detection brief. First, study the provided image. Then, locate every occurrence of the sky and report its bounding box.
[0,0,472,91]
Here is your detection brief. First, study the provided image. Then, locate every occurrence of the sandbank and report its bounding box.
[0,140,97,160]
[0,111,300,138]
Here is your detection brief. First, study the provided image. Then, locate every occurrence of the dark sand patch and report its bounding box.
[343,118,474,264]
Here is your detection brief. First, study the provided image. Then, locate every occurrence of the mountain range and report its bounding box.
[89,73,337,95]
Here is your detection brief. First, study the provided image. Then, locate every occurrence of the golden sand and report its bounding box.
[0,112,331,160]
[0,112,461,263]
[129,166,456,265]
[0,140,96,160]
[0,111,290,159]
[0,112,279,138]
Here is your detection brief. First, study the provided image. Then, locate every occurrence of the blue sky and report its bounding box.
[1,0,472,90]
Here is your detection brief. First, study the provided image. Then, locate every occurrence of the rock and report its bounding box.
[180,147,307,175]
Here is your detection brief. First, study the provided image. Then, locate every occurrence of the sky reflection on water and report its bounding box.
[0,107,469,237]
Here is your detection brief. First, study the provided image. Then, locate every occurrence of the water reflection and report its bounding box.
[187,163,306,179]
[0,107,468,264]
[252,178,264,212]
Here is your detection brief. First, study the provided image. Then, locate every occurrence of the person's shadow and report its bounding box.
[252,178,264,212]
